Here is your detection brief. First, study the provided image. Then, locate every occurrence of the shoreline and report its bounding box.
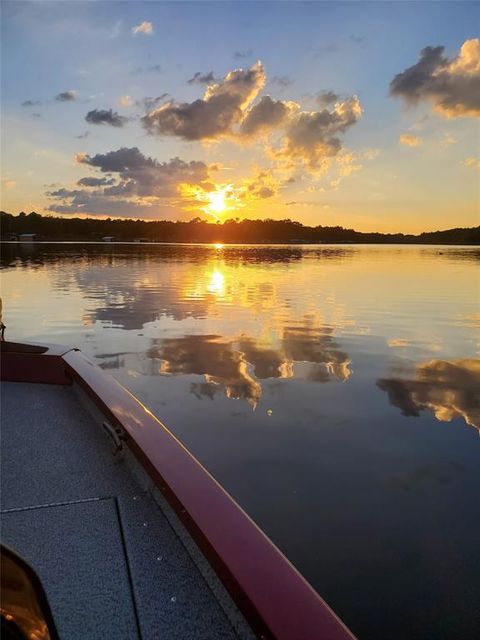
[1,240,479,247]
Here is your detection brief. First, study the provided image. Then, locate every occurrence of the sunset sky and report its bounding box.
[1,1,479,232]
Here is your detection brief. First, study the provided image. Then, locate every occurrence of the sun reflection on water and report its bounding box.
[207,269,225,297]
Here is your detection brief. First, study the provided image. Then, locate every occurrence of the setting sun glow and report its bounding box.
[206,189,227,216]
[181,183,243,221]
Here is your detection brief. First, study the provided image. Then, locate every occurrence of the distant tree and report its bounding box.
[0,210,478,245]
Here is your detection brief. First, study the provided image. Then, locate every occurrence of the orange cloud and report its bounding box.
[132,21,153,35]
[399,134,422,147]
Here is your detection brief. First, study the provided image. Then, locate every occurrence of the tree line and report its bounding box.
[1,211,479,245]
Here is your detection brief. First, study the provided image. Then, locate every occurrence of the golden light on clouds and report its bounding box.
[119,95,133,108]
[379,359,480,434]
[180,183,244,221]
[464,157,480,171]
[205,188,228,216]
[399,134,423,148]
[132,21,153,35]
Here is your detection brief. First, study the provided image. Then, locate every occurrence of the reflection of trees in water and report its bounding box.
[147,325,351,407]
[378,359,480,433]
[3,242,479,271]
[1,243,312,269]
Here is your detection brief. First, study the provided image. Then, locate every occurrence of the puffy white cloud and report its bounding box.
[142,60,362,173]
[142,61,266,140]
[132,21,153,35]
[274,96,363,170]
[390,39,480,118]
[399,133,422,147]
[240,96,298,137]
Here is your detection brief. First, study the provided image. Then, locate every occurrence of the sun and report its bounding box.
[180,182,244,221]
[206,189,227,216]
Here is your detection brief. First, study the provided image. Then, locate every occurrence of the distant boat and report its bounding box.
[18,233,36,242]
[0,339,356,640]
[101,235,115,242]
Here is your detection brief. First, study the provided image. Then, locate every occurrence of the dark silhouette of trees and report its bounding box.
[0,210,478,245]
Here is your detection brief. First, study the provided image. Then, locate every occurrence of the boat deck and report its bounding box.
[1,381,252,639]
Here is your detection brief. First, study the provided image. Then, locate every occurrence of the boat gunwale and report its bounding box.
[0,341,356,640]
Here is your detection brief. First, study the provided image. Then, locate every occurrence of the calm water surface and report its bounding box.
[2,243,479,639]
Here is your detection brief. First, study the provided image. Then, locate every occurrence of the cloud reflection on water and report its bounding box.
[147,324,351,407]
[378,358,480,433]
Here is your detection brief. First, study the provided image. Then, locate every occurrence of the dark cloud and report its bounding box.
[21,99,41,107]
[390,46,447,103]
[85,109,128,127]
[48,195,171,219]
[187,71,218,85]
[312,44,338,58]
[77,131,89,139]
[243,170,277,199]
[47,147,212,217]
[269,75,293,88]
[378,358,480,433]
[131,64,162,76]
[390,39,480,118]
[56,90,76,102]
[78,148,210,194]
[77,147,156,172]
[240,96,296,136]
[316,90,339,106]
[136,94,169,111]
[142,61,266,140]
[47,187,79,198]
[233,49,253,59]
[31,113,42,119]
[77,176,115,187]
[350,35,366,46]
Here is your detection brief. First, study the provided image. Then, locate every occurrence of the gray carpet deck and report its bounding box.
[1,381,240,639]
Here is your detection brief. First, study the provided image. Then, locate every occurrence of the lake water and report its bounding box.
[2,242,479,639]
